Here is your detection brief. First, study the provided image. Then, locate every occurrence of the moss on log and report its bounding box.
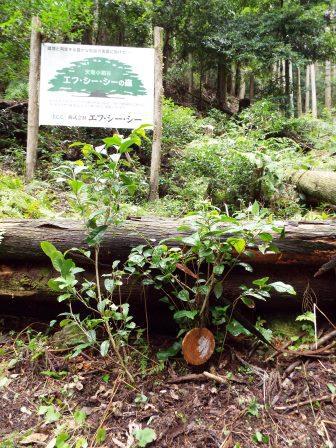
[293,170,336,205]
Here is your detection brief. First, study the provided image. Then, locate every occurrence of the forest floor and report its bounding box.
[1,317,336,448]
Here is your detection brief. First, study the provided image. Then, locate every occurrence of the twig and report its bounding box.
[274,394,334,411]
[168,371,246,385]
[203,371,227,384]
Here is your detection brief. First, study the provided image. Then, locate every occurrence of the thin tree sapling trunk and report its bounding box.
[310,63,317,118]
[297,67,302,117]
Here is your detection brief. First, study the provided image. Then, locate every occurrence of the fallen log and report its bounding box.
[1,217,336,266]
[292,170,336,206]
[0,218,336,314]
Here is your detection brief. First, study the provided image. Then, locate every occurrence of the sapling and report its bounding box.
[41,126,148,383]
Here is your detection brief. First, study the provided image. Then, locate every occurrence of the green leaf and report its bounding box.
[252,277,269,287]
[296,311,316,323]
[269,281,296,295]
[103,135,122,148]
[95,428,107,444]
[214,281,223,299]
[177,290,189,302]
[227,319,251,337]
[74,409,87,425]
[133,428,157,447]
[251,201,260,216]
[100,340,110,357]
[55,432,70,448]
[75,437,88,448]
[259,232,273,243]
[38,404,61,424]
[157,341,182,361]
[327,383,336,394]
[241,295,255,308]
[213,264,224,275]
[173,310,198,321]
[232,238,246,254]
[68,179,84,195]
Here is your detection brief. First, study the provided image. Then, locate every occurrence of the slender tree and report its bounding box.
[297,67,303,116]
[325,60,332,109]
[305,64,311,113]
[310,63,317,118]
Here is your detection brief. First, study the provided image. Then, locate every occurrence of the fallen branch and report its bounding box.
[274,394,334,412]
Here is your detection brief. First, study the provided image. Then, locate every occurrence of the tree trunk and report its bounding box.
[1,219,336,314]
[305,65,310,114]
[292,170,336,205]
[310,63,317,118]
[288,60,294,117]
[238,68,246,100]
[281,60,286,93]
[230,63,236,95]
[162,29,170,77]
[188,53,193,94]
[235,64,241,97]
[297,67,302,117]
[325,60,332,110]
[249,74,255,102]
[217,59,227,108]
[92,0,100,44]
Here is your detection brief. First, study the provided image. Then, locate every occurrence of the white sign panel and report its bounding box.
[39,43,154,129]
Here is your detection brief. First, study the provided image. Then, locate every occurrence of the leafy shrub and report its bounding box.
[162,98,202,151]
[170,137,259,208]
[4,80,28,100]
[0,173,55,218]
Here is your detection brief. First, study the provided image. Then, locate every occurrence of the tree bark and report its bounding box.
[217,59,227,108]
[230,63,236,95]
[92,0,100,44]
[1,219,336,312]
[310,63,317,118]
[26,16,42,182]
[305,65,310,113]
[149,27,163,201]
[297,67,302,117]
[288,60,294,117]
[325,60,332,110]
[1,218,336,267]
[292,170,336,205]
[238,68,246,100]
[188,53,193,94]
[249,74,255,102]
[1,260,336,312]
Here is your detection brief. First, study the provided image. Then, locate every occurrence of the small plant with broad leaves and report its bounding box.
[126,202,296,360]
[41,127,148,383]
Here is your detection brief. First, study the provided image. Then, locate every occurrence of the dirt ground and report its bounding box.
[0,317,336,448]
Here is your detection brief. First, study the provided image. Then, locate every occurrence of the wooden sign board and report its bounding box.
[39,43,154,129]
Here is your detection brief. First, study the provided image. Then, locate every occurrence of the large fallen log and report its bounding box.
[0,218,336,314]
[1,217,336,265]
[293,170,336,206]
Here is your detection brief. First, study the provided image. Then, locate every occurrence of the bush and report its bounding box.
[0,173,56,218]
[162,98,202,151]
[4,80,28,100]
[169,137,259,208]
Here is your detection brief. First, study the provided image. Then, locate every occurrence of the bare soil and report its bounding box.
[0,317,335,448]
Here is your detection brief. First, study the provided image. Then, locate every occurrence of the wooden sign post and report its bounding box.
[149,27,164,201]
[26,16,42,181]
